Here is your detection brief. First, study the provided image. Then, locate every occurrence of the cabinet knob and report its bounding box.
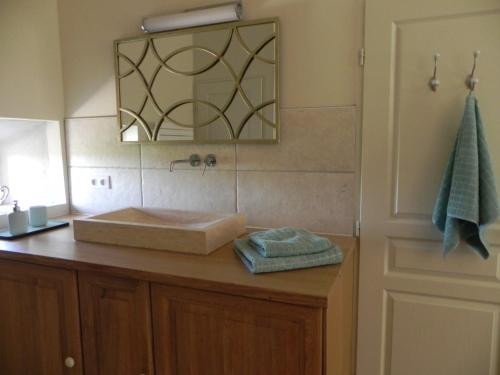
[64,357,75,368]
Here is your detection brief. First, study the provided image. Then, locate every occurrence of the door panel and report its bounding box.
[386,293,500,375]
[392,11,500,217]
[360,0,500,374]
[79,272,154,375]
[0,260,83,375]
[387,237,500,281]
[151,284,322,375]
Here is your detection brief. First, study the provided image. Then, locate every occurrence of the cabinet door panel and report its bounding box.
[152,285,322,375]
[0,260,83,375]
[79,272,154,375]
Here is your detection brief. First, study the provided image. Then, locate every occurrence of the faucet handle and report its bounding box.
[189,154,201,167]
[202,154,217,176]
[204,154,216,167]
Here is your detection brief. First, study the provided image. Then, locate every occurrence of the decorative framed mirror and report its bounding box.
[114,18,279,144]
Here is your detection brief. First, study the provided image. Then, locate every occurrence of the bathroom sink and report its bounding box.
[73,207,246,254]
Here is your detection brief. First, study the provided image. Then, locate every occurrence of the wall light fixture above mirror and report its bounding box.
[114,18,279,144]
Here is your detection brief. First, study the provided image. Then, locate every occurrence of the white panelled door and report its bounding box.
[359,0,500,374]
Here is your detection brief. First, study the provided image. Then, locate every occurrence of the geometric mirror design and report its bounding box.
[114,18,279,143]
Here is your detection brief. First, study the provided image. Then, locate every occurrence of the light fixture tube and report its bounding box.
[141,2,242,33]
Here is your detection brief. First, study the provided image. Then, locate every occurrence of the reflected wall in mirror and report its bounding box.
[114,18,279,143]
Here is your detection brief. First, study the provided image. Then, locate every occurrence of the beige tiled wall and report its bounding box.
[66,106,357,234]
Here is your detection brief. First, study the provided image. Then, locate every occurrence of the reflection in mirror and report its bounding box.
[114,18,279,143]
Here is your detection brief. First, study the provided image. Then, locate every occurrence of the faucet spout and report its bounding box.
[169,154,201,172]
[169,160,180,172]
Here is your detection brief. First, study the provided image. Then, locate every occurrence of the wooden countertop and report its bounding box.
[0,219,357,308]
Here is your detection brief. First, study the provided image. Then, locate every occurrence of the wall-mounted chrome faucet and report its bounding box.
[168,154,216,175]
[169,154,201,172]
[202,154,217,176]
[0,186,9,205]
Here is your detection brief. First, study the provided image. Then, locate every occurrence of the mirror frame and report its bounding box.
[113,17,280,144]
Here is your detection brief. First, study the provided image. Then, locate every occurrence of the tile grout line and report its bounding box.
[67,165,357,175]
[232,169,356,174]
[235,144,239,213]
[280,104,357,111]
[68,166,139,170]
[65,114,117,120]
[139,145,144,207]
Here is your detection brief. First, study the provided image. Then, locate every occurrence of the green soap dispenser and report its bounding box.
[8,200,29,235]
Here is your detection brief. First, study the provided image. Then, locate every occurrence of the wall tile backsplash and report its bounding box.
[237,107,356,172]
[142,169,237,212]
[69,167,142,214]
[237,171,355,234]
[141,144,236,170]
[66,106,357,234]
[66,116,140,168]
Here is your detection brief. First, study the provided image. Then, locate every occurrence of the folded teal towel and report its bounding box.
[249,227,332,257]
[432,95,499,258]
[234,239,343,274]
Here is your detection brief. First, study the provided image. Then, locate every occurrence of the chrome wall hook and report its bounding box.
[429,53,441,92]
[466,50,480,92]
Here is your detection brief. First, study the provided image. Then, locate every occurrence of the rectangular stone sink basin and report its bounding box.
[73,207,246,255]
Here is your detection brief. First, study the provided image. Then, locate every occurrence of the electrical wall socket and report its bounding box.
[90,176,111,189]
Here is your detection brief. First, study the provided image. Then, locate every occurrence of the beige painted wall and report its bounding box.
[0,0,64,121]
[58,0,364,118]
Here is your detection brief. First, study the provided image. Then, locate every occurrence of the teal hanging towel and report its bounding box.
[432,95,499,258]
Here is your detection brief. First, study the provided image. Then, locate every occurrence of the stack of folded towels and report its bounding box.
[234,227,343,274]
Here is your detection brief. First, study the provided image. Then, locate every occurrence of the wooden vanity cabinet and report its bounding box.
[74,276,324,375]
[0,260,83,375]
[78,272,154,375]
[0,230,356,375]
[151,285,323,375]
